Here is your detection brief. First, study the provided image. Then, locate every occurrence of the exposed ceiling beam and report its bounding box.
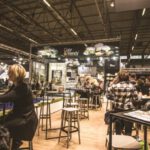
[94,0,107,37]
[103,0,112,36]
[1,15,43,42]
[0,32,28,50]
[0,0,59,42]
[0,1,95,16]
[33,37,120,47]
[71,0,94,39]
[0,23,38,44]
[40,0,81,40]
[0,43,39,60]
[127,11,141,58]
[142,41,150,55]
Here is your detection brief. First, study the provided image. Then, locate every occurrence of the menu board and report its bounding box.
[124,110,150,122]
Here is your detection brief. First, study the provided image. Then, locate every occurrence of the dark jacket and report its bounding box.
[0,82,38,140]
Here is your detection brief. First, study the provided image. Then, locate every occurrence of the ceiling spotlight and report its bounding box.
[110,2,115,7]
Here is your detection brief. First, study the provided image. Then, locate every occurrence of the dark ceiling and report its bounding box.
[0,0,150,62]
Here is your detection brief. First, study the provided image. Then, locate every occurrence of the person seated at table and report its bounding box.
[0,64,38,150]
[108,70,139,135]
[80,77,92,98]
[137,77,149,96]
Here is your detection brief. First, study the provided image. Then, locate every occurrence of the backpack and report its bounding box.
[0,126,10,150]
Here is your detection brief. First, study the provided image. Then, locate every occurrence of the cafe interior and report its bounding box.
[0,0,150,150]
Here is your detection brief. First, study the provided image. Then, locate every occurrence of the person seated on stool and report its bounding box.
[0,64,38,150]
[108,70,139,135]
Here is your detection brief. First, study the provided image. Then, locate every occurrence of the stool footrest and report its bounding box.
[61,126,79,133]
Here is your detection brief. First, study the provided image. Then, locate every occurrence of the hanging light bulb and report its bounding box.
[110,1,115,7]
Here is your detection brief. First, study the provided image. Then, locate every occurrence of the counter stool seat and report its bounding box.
[67,102,79,108]
[106,135,141,150]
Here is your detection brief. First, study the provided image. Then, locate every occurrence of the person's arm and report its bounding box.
[107,85,114,100]
[0,89,16,103]
[132,87,142,107]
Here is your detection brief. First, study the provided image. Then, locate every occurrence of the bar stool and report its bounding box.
[78,97,89,119]
[106,135,141,150]
[10,139,33,150]
[63,92,79,108]
[58,107,81,148]
[20,140,33,150]
[91,93,102,110]
[38,92,52,139]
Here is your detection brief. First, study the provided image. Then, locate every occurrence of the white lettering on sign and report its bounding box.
[64,48,79,56]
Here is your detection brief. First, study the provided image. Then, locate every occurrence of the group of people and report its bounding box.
[0,64,150,149]
[76,75,104,106]
[31,80,53,91]
[107,69,150,135]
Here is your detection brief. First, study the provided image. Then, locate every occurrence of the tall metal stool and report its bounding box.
[79,97,89,119]
[58,107,81,148]
[106,135,141,150]
[10,139,33,150]
[20,140,33,150]
[38,92,52,139]
[91,94,102,110]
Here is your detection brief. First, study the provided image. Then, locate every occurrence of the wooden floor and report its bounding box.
[22,103,150,150]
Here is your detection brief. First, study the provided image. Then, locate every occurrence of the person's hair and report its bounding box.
[118,70,129,81]
[8,64,26,83]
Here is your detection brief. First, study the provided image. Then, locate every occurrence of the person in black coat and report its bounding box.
[0,64,38,150]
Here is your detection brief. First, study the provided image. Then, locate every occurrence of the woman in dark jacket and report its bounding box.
[0,64,38,150]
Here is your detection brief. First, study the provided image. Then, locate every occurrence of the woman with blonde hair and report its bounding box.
[0,64,38,150]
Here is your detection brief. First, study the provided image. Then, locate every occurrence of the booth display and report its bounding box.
[32,61,46,82]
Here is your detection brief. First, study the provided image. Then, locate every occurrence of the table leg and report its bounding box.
[109,115,112,150]
[3,104,6,116]
[143,126,147,150]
